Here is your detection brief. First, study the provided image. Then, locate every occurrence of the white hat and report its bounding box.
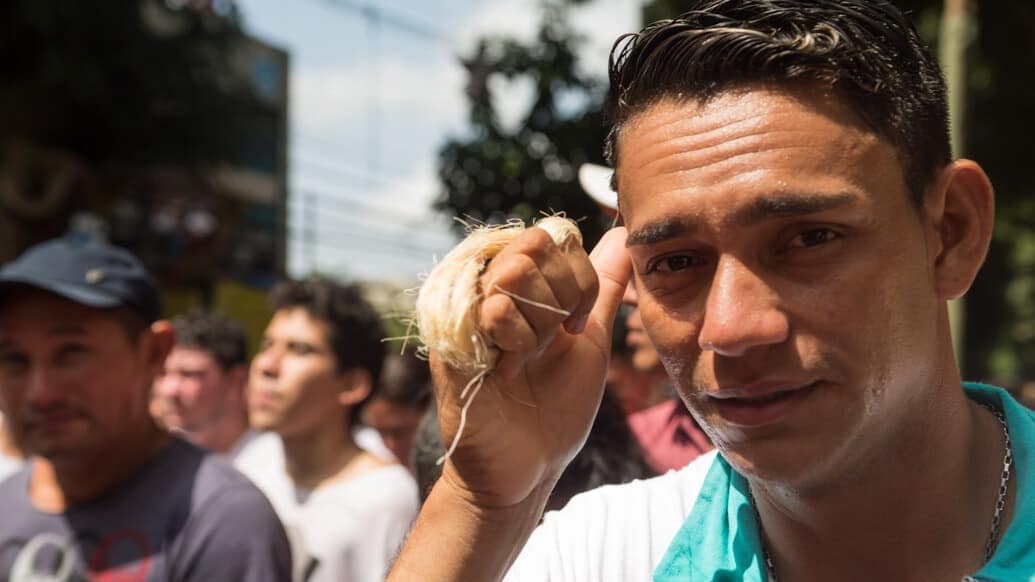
[577,163,617,214]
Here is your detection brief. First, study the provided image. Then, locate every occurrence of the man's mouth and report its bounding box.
[24,409,87,431]
[708,382,818,427]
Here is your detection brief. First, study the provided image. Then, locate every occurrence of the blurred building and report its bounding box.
[1,1,288,347]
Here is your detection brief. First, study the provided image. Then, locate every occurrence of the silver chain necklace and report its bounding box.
[759,404,1013,582]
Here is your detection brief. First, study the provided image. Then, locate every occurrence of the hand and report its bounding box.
[431,226,631,509]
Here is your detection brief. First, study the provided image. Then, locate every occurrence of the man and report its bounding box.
[239,277,418,582]
[389,1,1034,581]
[152,310,260,460]
[0,236,291,580]
[361,350,433,468]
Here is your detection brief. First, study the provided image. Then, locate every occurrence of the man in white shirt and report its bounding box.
[388,1,1034,580]
[242,277,418,582]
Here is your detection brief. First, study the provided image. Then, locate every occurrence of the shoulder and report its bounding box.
[505,451,719,582]
[170,441,292,579]
[233,431,284,478]
[159,436,283,525]
[320,463,418,514]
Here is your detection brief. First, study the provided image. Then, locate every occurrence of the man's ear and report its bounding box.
[337,368,373,407]
[145,320,177,377]
[924,159,995,300]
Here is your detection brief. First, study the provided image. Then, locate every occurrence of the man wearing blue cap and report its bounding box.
[0,237,292,581]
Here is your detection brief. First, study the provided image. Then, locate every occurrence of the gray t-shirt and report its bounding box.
[0,436,292,581]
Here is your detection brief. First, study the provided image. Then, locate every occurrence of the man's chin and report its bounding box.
[28,439,94,465]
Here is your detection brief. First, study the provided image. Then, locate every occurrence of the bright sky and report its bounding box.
[236,0,642,283]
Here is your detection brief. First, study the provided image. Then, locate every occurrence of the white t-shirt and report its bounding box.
[235,432,419,582]
[223,428,262,463]
[0,416,23,484]
[504,450,716,582]
[0,453,22,484]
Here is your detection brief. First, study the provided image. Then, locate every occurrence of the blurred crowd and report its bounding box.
[0,232,721,581]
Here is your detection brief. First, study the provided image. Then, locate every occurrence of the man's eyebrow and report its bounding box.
[627,217,699,246]
[48,325,87,337]
[626,192,860,247]
[732,192,860,226]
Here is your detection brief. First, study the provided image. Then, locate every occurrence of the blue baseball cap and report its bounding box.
[0,237,162,322]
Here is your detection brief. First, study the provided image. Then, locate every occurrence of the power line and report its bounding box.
[291,152,399,188]
[311,0,451,45]
[288,220,453,255]
[289,188,455,238]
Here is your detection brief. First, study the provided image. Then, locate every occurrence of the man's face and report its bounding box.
[619,88,943,487]
[361,397,424,466]
[152,347,236,434]
[248,307,346,437]
[0,293,159,463]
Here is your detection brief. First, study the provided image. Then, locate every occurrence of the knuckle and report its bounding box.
[512,228,558,262]
[484,253,539,290]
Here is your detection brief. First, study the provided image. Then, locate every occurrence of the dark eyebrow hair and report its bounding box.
[732,192,859,225]
[49,325,87,336]
[0,325,86,349]
[626,192,860,247]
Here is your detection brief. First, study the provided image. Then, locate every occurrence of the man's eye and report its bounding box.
[648,255,702,274]
[791,229,839,248]
[55,345,90,365]
[288,343,314,355]
[0,353,29,372]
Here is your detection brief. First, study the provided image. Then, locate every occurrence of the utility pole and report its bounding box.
[940,0,975,367]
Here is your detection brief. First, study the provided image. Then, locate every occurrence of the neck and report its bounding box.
[280,419,361,490]
[754,377,1013,581]
[191,411,249,454]
[0,423,21,459]
[29,424,170,512]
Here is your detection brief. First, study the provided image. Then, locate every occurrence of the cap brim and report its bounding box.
[578,163,618,215]
[0,277,123,309]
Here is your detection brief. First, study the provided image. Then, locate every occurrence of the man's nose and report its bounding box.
[24,366,66,409]
[698,256,789,357]
[253,349,281,379]
[153,372,180,397]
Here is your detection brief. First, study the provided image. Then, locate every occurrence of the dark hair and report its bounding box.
[110,306,151,343]
[373,350,433,409]
[412,406,444,502]
[547,390,655,511]
[170,310,248,370]
[605,0,951,205]
[269,277,386,420]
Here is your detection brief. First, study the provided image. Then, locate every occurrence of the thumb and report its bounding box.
[585,226,631,339]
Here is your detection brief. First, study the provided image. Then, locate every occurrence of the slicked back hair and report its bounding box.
[605,0,951,206]
[269,277,386,423]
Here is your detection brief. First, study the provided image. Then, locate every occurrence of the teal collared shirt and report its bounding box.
[653,383,1035,581]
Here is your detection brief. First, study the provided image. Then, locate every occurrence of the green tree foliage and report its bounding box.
[1,0,254,167]
[435,0,613,249]
[640,0,1035,381]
